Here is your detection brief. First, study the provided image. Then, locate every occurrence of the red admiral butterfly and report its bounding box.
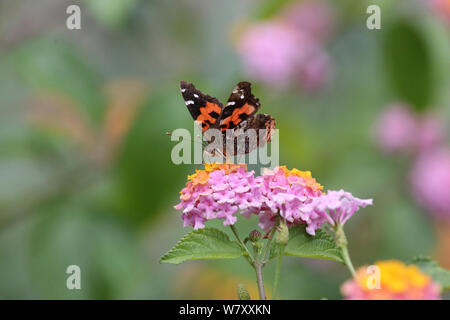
[180,81,275,157]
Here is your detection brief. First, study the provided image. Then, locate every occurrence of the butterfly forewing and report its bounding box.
[218,82,261,132]
[180,81,223,132]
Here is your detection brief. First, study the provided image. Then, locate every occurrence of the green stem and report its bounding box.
[230,225,254,266]
[262,227,277,261]
[340,245,356,278]
[254,262,267,300]
[272,244,285,299]
[335,224,356,278]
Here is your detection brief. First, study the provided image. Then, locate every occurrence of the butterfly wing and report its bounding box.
[180,81,223,132]
[223,113,276,156]
[218,81,261,132]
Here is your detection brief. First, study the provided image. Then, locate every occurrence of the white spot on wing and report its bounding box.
[227,101,236,106]
[181,88,186,93]
[240,95,244,99]
[193,94,199,98]
[185,100,194,105]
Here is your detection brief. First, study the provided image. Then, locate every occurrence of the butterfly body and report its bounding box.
[180,81,275,157]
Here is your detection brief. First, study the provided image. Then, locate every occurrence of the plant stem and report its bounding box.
[340,245,356,278]
[262,227,277,261]
[272,244,284,299]
[254,262,267,300]
[335,224,356,278]
[230,225,254,266]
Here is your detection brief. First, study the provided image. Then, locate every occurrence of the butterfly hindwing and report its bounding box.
[180,81,223,132]
[223,113,275,156]
[219,81,261,132]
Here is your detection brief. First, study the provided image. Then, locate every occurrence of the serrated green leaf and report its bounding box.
[410,257,450,291]
[271,226,343,263]
[160,228,246,264]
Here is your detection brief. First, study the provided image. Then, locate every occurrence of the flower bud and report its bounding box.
[249,229,262,242]
[275,222,289,245]
[237,283,251,300]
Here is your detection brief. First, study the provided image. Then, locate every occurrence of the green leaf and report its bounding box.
[383,21,432,110]
[271,226,343,263]
[160,228,246,264]
[410,256,450,291]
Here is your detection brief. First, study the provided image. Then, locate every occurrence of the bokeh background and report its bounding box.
[0,0,449,299]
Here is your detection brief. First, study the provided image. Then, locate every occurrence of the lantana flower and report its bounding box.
[243,166,324,235]
[341,260,441,300]
[301,189,373,228]
[174,163,263,229]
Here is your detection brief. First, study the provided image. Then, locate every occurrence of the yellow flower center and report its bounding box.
[187,163,247,185]
[278,166,324,192]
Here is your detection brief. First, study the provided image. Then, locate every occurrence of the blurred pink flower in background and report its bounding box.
[374,102,449,221]
[282,0,336,43]
[237,21,305,88]
[236,0,335,92]
[410,148,450,221]
[373,103,417,154]
[428,0,450,24]
[341,260,441,300]
[416,113,445,151]
[374,103,446,154]
[297,50,333,92]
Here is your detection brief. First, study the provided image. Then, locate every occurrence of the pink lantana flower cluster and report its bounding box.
[175,163,263,229]
[175,164,372,235]
[245,166,324,235]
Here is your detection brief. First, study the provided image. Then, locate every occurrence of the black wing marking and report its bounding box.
[180,81,224,131]
[218,81,261,131]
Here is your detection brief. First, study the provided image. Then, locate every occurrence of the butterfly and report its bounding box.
[180,81,275,157]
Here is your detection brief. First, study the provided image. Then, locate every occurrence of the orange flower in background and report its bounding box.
[341,260,441,300]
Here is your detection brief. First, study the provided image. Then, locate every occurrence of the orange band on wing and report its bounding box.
[220,103,256,130]
[196,102,222,132]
